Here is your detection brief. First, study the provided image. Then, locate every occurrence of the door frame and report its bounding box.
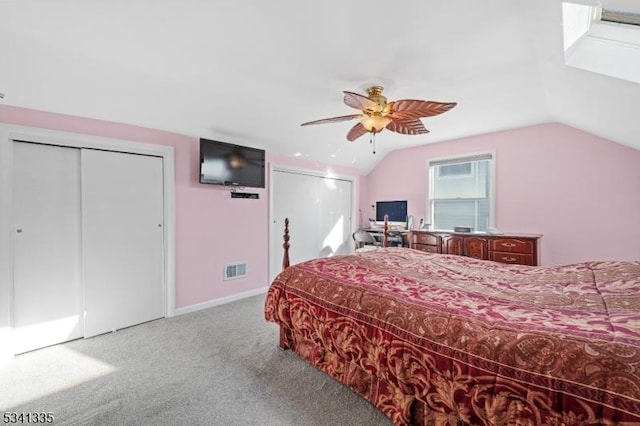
[0,124,176,359]
[268,163,357,281]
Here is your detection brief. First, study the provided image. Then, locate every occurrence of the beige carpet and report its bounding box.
[0,294,391,426]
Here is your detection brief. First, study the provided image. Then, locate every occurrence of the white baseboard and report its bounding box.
[174,287,268,316]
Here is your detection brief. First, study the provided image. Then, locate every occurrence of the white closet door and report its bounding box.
[12,142,83,354]
[270,169,353,281]
[82,150,164,337]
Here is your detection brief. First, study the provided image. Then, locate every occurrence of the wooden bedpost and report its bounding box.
[279,217,292,350]
[383,214,389,247]
[282,217,290,271]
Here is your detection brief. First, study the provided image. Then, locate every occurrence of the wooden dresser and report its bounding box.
[409,230,542,266]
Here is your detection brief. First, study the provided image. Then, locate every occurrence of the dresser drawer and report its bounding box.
[489,251,534,265]
[411,232,440,246]
[489,238,534,254]
[414,244,440,254]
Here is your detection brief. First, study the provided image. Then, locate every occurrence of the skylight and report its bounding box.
[562,2,640,84]
[601,9,640,27]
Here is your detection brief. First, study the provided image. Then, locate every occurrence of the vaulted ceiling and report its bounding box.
[2,0,639,173]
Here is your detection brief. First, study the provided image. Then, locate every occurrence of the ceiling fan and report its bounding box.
[301,86,457,151]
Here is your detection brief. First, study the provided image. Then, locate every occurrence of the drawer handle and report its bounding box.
[501,242,517,247]
[501,256,517,262]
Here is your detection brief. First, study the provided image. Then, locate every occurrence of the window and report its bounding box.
[427,153,494,232]
[601,9,640,27]
[562,2,640,84]
[437,162,473,178]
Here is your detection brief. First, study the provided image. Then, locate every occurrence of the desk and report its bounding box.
[360,228,409,247]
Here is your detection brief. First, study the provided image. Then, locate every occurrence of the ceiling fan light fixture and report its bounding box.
[301,85,456,143]
[360,113,391,133]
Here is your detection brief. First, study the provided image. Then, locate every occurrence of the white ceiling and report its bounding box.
[2,0,639,174]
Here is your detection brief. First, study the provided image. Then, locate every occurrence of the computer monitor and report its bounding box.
[375,200,407,229]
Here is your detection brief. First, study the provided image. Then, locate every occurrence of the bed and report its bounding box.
[265,220,640,425]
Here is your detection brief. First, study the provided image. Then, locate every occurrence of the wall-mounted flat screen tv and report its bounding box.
[199,138,265,188]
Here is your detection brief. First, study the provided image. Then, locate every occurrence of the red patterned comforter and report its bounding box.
[265,248,640,425]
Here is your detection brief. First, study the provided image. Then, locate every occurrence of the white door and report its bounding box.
[270,169,353,281]
[12,142,83,354]
[82,150,165,337]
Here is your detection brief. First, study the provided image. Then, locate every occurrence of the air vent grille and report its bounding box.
[224,262,248,280]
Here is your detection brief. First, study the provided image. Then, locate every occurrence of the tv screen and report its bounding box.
[199,138,265,188]
[376,200,407,222]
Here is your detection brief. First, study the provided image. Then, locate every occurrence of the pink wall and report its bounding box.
[0,105,362,309]
[365,123,640,265]
[4,105,638,306]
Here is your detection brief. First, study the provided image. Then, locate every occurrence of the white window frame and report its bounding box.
[425,151,496,232]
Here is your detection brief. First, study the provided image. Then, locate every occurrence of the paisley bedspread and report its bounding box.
[264,248,640,425]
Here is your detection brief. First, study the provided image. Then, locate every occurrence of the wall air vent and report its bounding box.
[224,262,248,280]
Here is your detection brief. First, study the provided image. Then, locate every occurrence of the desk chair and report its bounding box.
[353,230,378,251]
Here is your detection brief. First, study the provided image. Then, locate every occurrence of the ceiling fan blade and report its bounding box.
[346,122,368,141]
[386,118,430,135]
[343,91,379,111]
[301,114,361,126]
[387,100,457,121]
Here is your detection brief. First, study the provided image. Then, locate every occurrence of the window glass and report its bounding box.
[428,153,493,232]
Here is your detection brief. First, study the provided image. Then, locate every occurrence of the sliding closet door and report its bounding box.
[82,150,165,337]
[12,142,83,354]
[270,169,353,281]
